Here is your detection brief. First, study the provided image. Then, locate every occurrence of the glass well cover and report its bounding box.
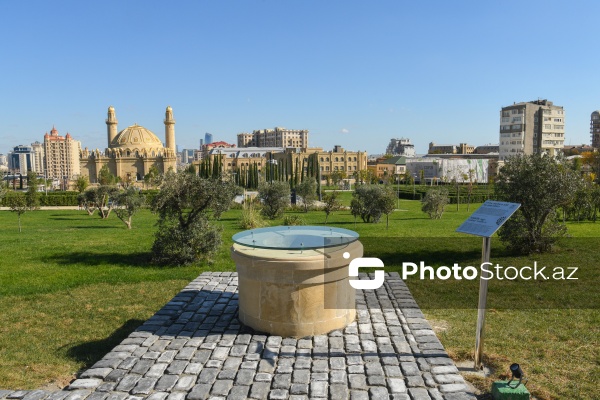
[232,226,359,250]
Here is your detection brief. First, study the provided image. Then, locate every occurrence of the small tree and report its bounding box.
[83,185,119,219]
[98,165,117,186]
[114,187,145,229]
[151,170,238,266]
[296,177,318,212]
[331,170,346,187]
[25,171,40,210]
[258,181,290,220]
[495,154,579,254]
[350,184,393,223]
[73,175,89,193]
[421,187,449,219]
[6,191,27,232]
[323,191,342,223]
[380,186,396,229]
[144,165,162,189]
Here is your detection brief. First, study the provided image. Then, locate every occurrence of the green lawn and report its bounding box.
[0,203,598,399]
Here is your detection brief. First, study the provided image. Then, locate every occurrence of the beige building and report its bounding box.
[499,99,565,160]
[428,142,475,154]
[238,127,309,148]
[80,106,177,183]
[31,141,45,174]
[271,146,368,178]
[196,147,284,175]
[44,127,81,180]
[591,111,600,149]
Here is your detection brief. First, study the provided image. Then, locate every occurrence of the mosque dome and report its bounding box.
[109,124,164,150]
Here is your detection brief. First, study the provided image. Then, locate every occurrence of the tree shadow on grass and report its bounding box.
[66,319,145,371]
[47,251,154,268]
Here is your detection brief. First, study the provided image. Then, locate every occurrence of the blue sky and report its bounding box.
[1,1,598,156]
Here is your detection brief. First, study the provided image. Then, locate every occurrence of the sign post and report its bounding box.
[456,200,520,370]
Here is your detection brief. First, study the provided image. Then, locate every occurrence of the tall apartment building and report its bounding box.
[237,127,308,149]
[386,138,416,157]
[591,111,600,148]
[31,141,45,174]
[499,99,565,160]
[44,127,81,180]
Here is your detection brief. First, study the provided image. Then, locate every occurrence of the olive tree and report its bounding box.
[151,170,238,266]
[495,154,579,254]
[258,181,290,219]
[323,191,342,223]
[421,187,449,219]
[114,187,145,229]
[82,185,119,218]
[296,178,318,212]
[350,184,396,225]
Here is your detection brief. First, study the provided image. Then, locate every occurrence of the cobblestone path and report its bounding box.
[0,272,476,400]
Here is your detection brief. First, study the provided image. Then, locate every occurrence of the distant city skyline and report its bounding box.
[1,1,598,156]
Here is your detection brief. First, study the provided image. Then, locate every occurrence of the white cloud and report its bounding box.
[340,128,350,134]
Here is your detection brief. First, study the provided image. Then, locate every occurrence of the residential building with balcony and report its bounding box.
[499,99,565,160]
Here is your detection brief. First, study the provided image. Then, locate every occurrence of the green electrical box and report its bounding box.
[492,381,530,400]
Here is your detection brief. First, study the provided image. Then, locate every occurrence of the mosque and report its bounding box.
[80,106,177,183]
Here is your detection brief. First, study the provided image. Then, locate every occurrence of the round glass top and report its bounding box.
[232,226,359,250]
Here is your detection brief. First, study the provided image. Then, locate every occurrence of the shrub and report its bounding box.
[239,205,266,229]
[282,215,305,226]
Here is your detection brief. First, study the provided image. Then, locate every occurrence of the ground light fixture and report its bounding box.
[491,362,530,399]
[507,363,527,388]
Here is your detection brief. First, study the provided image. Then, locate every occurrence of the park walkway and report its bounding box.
[0,272,476,400]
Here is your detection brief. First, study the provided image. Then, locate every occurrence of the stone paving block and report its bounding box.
[0,391,14,400]
[225,385,249,400]
[408,388,432,399]
[234,369,255,386]
[349,390,369,400]
[249,382,270,399]
[80,369,112,379]
[406,375,426,387]
[64,391,90,400]
[268,389,288,400]
[115,374,141,392]
[154,375,178,392]
[145,394,168,400]
[45,393,69,400]
[67,379,102,390]
[211,380,233,396]
[388,377,407,393]
[187,384,212,400]
[22,391,48,400]
[84,393,107,400]
[438,384,468,393]
[369,387,390,398]
[310,381,328,397]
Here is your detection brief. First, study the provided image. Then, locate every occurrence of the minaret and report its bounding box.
[164,105,176,153]
[106,106,118,146]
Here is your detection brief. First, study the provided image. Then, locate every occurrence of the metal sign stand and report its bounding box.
[474,236,491,369]
[455,200,520,370]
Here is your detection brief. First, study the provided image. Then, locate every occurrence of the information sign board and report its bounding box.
[456,200,521,237]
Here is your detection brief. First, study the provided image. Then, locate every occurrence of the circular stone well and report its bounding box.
[231,226,363,337]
